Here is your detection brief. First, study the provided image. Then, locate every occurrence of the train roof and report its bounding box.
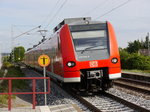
[26,17,107,53]
[53,17,106,33]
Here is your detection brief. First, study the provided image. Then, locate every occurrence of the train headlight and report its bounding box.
[111,58,118,64]
[67,61,76,67]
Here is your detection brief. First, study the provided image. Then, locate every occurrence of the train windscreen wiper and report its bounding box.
[81,45,106,54]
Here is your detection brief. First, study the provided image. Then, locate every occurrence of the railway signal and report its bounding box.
[38,54,50,105]
[38,55,50,67]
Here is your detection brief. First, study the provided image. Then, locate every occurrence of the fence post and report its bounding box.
[48,78,50,93]
[8,79,12,111]
[32,79,36,109]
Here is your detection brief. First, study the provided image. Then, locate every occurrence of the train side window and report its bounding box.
[57,35,60,50]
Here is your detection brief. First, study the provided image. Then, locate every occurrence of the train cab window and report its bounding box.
[57,35,60,50]
[69,23,108,52]
[71,30,108,52]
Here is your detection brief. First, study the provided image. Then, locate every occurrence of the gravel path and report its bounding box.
[21,67,89,112]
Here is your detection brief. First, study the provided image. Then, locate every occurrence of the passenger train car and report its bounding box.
[25,17,121,92]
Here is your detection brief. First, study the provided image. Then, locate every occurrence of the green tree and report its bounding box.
[144,35,150,49]
[13,46,25,62]
[127,40,141,53]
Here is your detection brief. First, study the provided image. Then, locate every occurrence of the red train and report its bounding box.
[25,17,121,92]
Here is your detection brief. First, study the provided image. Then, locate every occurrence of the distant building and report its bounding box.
[1,53,10,57]
[139,49,149,56]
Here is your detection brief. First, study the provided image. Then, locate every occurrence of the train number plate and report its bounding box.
[89,61,98,67]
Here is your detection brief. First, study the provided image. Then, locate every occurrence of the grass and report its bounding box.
[122,69,150,74]
[0,95,8,107]
[6,66,28,90]
[0,65,28,106]
[0,69,5,77]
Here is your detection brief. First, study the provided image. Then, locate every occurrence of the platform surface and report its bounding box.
[0,104,82,112]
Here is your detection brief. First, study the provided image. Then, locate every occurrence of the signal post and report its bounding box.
[38,54,50,105]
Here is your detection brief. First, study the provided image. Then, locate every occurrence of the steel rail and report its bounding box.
[66,90,102,112]
[103,92,150,112]
[114,81,150,95]
[117,78,150,87]
[121,73,150,82]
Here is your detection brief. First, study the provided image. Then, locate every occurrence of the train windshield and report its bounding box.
[71,30,108,51]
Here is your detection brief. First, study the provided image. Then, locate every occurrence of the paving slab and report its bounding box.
[0,104,82,112]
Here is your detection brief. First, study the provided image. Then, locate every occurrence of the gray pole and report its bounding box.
[148,33,149,56]
[43,66,47,105]
[11,25,14,62]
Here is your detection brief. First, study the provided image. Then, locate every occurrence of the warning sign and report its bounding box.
[38,55,50,67]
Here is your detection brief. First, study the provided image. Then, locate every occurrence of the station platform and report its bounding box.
[0,104,82,112]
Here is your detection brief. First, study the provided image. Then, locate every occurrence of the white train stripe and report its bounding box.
[109,73,121,79]
[64,77,80,82]
[46,70,80,82]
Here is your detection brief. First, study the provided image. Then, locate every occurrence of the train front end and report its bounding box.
[59,18,121,91]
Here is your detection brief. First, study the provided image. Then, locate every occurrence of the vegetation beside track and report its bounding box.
[0,69,4,76]
[120,36,150,71]
[120,50,150,70]
[0,62,28,106]
[122,69,150,74]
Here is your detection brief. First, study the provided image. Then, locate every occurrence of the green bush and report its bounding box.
[0,66,27,106]
[120,49,150,70]
[142,56,150,70]
[2,62,13,69]
[6,66,27,89]
[127,54,150,70]
[119,49,131,69]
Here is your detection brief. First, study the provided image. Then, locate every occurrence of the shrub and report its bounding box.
[2,62,13,69]
[119,49,131,69]
[127,54,150,70]
[120,50,150,70]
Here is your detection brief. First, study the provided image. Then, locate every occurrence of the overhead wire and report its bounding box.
[13,26,41,39]
[13,25,44,39]
[96,0,127,16]
[82,0,110,16]
[82,0,123,17]
[95,0,132,19]
[35,0,62,41]
[44,0,68,29]
[40,0,61,27]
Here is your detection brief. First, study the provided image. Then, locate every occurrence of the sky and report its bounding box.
[0,0,150,53]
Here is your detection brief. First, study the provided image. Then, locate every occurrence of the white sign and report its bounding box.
[89,61,98,67]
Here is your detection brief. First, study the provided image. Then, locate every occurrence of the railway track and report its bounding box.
[65,89,101,112]
[53,80,141,112]
[67,89,150,112]
[122,72,150,82]
[23,66,150,112]
[103,92,149,112]
[114,78,150,95]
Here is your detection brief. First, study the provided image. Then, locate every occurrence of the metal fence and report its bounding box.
[0,77,50,110]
